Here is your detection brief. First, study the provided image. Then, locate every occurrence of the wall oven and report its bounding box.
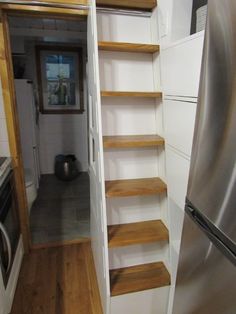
[0,158,20,287]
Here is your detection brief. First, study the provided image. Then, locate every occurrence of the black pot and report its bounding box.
[54,154,79,181]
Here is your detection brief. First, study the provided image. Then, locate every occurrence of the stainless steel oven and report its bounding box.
[0,158,20,287]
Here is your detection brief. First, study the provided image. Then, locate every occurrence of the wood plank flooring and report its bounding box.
[10,243,103,314]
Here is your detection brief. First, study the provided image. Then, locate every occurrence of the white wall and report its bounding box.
[23,41,89,174]
[0,79,10,156]
[39,113,88,173]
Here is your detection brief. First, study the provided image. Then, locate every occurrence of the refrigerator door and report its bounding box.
[187,0,236,243]
[173,213,236,314]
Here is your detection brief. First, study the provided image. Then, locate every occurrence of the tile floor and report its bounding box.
[30,172,90,244]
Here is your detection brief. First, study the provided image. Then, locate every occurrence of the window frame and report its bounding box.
[36,45,84,114]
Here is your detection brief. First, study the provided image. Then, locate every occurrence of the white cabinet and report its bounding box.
[166,146,190,210]
[5,238,24,314]
[0,238,23,314]
[162,33,204,98]
[0,273,6,314]
[164,99,197,156]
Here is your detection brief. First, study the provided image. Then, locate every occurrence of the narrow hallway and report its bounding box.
[10,243,103,314]
[30,173,90,245]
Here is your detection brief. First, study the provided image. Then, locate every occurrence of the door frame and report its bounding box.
[0,1,88,253]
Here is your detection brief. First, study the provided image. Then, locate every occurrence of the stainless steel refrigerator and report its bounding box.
[172,1,236,313]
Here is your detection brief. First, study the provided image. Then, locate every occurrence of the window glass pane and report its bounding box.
[47,81,76,106]
[46,54,75,80]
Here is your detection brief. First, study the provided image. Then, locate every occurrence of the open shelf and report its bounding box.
[105,177,167,198]
[98,41,160,53]
[110,262,170,296]
[103,134,164,149]
[101,91,162,98]
[108,220,169,248]
[96,0,157,11]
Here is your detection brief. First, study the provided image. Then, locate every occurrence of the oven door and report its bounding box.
[0,171,20,287]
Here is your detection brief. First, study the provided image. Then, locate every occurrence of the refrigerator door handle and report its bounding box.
[185,205,236,266]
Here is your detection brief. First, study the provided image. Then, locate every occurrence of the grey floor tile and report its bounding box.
[30,172,90,245]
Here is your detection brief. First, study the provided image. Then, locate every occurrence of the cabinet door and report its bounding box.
[0,273,6,314]
[166,146,190,210]
[162,34,204,97]
[164,99,197,157]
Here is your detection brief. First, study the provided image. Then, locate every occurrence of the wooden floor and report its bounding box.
[11,243,103,314]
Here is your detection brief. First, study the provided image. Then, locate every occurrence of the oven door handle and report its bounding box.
[0,222,12,273]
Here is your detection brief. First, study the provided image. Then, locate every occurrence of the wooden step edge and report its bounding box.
[101,91,162,98]
[108,219,169,248]
[98,41,160,53]
[110,261,170,296]
[103,134,165,149]
[105,177,167,198]
[96,0,157,11]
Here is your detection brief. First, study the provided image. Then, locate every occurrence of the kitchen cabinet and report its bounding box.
[161,32,204,98]
[164,99,197,157]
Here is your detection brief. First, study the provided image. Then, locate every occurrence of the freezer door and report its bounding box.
[187,0,236,243]
[173,213,236,314]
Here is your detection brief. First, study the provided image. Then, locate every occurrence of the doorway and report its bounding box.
[9,15,90,247]
[0,3,90,250]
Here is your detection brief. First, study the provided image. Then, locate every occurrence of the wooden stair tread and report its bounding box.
[108,220,169,248]
[96,0,157,11]
[103,134,164,148]
[105,177,167,198]
[101,91,162,98]
[98,41,159,53]
[110,262,170,296]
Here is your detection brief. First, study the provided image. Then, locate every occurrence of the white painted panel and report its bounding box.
[162,33,204,97]
[106,195,162,225]
[102,99,156,136]
[104,148,159,181]
[6,238,24,314]
[88,2,110,313]
[168,198,185,283]
[99,51,154,91]
[0,78,10,157]
[0,142,10,156]
[39,113,88,174]
[166,146,190,209]
[0,80,5,119]
[0,118,8,142]
[109,243,169,270]
[164,99,197,156]
[0,272,6,314]
[97,13,152,43]
[171,0,193,42]
[110,286,170,314]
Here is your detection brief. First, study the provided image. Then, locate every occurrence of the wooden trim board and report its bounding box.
[96,0,157,11]
[0,11,31,252]
[103,135,164,148]
[108,220,169,248]
[98,41,160,53]
[101,91,162,98]
[0,4,88,18]
[105,177,167,198]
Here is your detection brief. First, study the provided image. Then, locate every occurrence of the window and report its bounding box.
[36,46,84,114]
